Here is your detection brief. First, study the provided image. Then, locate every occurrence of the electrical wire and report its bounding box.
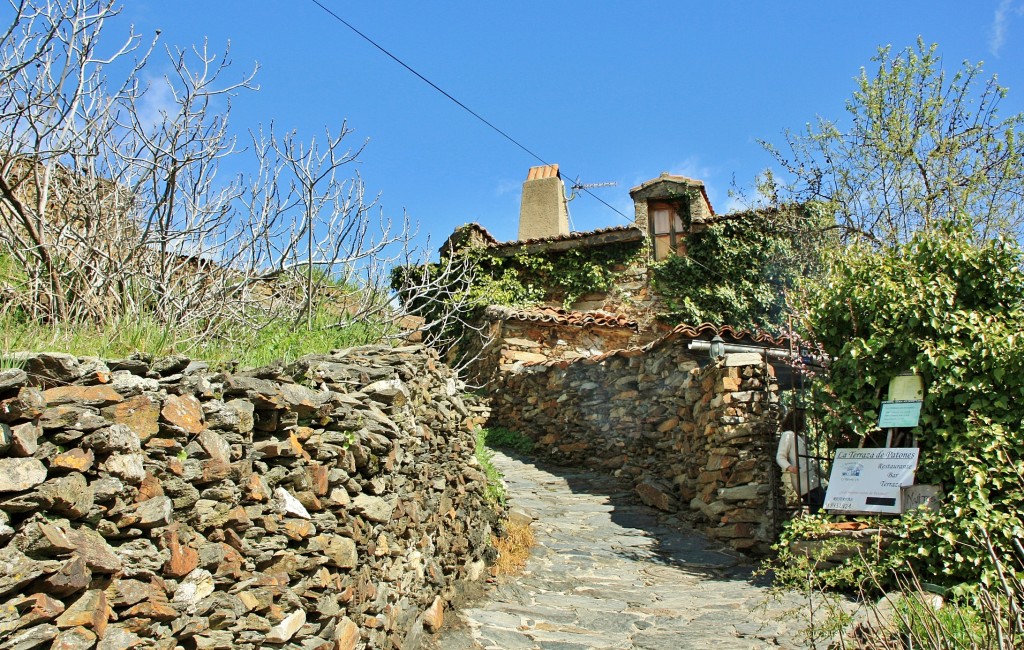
[307,1,735,287]
[307,0,632,224]
[307,1,741,286]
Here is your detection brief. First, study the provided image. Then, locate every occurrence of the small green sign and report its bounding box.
[878,401,922,428]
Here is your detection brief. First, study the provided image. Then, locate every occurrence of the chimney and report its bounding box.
[518,164,569,240]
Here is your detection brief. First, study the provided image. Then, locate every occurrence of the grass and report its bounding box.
[491,519,535,577]
[473,426,536,507]
[0,305,394,369]
[474,427,507,506]
[0,248,398,368]
[894,593,988,649]
[473,426,537,577]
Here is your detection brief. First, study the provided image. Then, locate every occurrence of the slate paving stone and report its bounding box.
[436,452,821,649]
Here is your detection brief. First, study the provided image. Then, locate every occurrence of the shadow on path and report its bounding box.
[435,451,812,650]
[520,451,763,583]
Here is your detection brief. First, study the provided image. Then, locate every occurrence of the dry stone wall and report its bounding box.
[0,345,496,650]
[490,344,780,553]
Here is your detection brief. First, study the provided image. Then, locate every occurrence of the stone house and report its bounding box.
[443,164,798,385]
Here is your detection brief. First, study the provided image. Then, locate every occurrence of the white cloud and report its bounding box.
[494,178,520,197]
[989,0,1024,57]
[668,156,714,183]
[137,75,179,133]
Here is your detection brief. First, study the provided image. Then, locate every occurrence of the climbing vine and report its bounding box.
[650,205,828,331]
[501,242,645,308]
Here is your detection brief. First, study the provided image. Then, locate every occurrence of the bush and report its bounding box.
[796,224,1024,585]
[480,427,535,454]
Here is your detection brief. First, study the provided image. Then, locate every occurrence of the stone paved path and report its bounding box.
[437,452,815,650]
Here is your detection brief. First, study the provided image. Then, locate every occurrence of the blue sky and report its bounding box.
[114,1,1024,248]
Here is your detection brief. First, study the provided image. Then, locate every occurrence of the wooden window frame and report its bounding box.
[648,200,686,260]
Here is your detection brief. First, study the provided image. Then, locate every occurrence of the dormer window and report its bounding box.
[649,201,685,260]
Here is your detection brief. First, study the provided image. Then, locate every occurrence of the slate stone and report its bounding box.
[309,535,357,569]
[62,527,123,574]
[50,448,95,473]
[55,589,109,637]
[0,388,46,423]
[117,538,168,578]
[265,608,305,644]
[101,394,160,441]
[0,345,499,650]
[96,625,143,650]
[100,452,146,484]
[422,595,444,633]
[150,354,191,377]
[109,370,160,396]
[161,394,205,434]
[351,494,396,523]
[172,568,215,609]
[5,622,59,650]
[0,458,47,492]
[36,472,94,518]
[40,405,104,433]
[42,385,123,407]
[41,556,92,597]
[0,368,27,392]
[9,421,40,457]
[86,423,142,454]
[119,495,172,528]
[50,625,97,650]
[274,488,311,520]
[0,549,53,598]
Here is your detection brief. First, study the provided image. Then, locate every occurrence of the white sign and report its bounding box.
[823,448,920,515]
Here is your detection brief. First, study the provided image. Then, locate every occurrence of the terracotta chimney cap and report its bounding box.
[526,164,560,181]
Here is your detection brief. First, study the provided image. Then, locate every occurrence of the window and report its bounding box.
[648,201,686,260]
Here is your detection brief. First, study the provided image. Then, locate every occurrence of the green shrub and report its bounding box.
[797,224,1024,585]
[481,427,534,454]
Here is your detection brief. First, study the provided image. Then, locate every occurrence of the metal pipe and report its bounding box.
[687,340,828,366]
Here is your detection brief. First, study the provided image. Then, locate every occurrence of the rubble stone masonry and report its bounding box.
[490,343,780,553]
[0,345,496,649]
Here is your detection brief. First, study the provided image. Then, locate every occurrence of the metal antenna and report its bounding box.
[566,177,617,202]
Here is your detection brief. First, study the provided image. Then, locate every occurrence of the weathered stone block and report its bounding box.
[0,458,47,492]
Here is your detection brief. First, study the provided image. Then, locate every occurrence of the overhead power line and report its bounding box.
[306,0,631,224]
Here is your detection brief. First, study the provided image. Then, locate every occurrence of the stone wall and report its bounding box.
[489,343,780,553]
[0,345,496,649]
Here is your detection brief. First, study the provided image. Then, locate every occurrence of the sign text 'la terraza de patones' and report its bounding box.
[822,448,920,515]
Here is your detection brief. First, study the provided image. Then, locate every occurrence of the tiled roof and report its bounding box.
[657,322,790,348]
[484,306,639,330]
[457,223,499,244]
[488,225,644,252]
[628,173,704,193]
[628,173,715,216]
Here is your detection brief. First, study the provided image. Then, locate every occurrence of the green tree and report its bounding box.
[761,39,1024,246]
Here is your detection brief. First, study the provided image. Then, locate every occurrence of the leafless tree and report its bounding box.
[388,244,495,381]
[0,0,419,349]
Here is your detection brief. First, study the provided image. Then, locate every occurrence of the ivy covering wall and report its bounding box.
[650,205,828,331]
